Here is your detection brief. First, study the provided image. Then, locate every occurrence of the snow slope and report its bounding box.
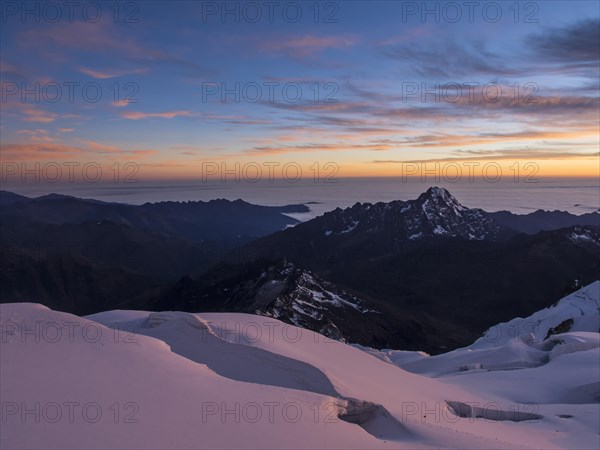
[388,281,600,376]
[1,282,599,449]
[363,283,600,449]
[1,305,376,450]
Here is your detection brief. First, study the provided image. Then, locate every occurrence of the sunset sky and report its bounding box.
[1,0,599,181]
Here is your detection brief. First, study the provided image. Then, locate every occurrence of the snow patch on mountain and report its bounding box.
[261,267,378,340]
[567,226,600,247]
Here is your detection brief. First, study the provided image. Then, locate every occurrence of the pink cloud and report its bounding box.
[16,129,53,143]
[17,21,202,74]
[1,140,159,162]
[0,143,82,160]
[111,100,132,108]
[121,110,194,120]
[82,140,121,153]
[78,67,148,79]
[2,103,73,124]
[20,106,57,123]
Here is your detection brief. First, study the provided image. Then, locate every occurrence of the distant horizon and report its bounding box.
[3,176,599,217]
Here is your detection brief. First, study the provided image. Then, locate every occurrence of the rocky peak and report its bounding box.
[416,187,466,213]
[313,187,503,241]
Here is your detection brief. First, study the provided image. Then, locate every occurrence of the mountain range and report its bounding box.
[1,187,598,352]
[0,191,304,314]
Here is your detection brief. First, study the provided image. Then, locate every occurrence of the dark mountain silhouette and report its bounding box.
[489,209,599,234]
[0,191,307,314]
[1,187,599,351]
[179,188,600,352]
[0,190,306,245]
[0,190,30,206]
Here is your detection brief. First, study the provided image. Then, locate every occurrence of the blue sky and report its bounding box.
[1,0,598,179]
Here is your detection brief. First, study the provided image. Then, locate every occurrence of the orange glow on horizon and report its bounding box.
[123,158,599,181]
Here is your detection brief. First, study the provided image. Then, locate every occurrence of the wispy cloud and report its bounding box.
[373,149,600,164]
[111,100,132,108]
[243,126,598,156]
[364,129,598,149]
[385,39,513,78]
[2,102,83,124]
[17,21,212,77]
[0,143,82,160]
[259,34,357,57]
[201,113,272,125]
[120,110,194,120]
[78,67,148,79]
[16,129,53,143]
[384,18,600,79]
[244,141,400,155]
[1,139,159,161]
[530,18,600,64]
[0,59,27,80]
[19,106,58,123]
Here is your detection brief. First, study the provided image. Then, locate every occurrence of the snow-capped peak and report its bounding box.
[416,186,467,212]
[316,187,502,241]
[423,186,455,201]
[410,187,497,240]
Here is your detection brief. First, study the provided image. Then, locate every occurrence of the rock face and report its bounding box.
[137,259,416,347]
[136,257,468,351]
[257,262,377,341]
[407,187,503,240]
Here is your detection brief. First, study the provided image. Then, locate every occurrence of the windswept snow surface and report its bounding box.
[1,283,599,449]
[363,282,600,449]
